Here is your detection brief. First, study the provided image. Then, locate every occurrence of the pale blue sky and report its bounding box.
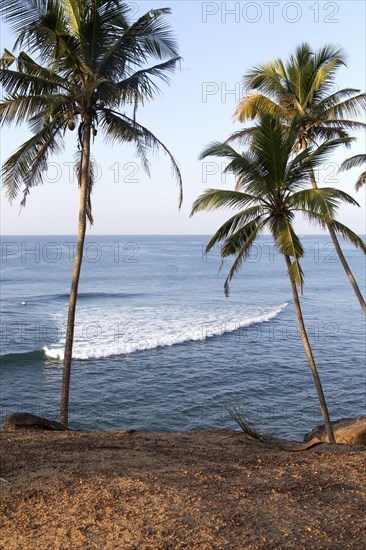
[1,0,365,235]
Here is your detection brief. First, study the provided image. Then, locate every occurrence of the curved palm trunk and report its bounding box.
[305,148,366,315]
[285,255,335,443]
[326,222,366,315]
[60,119,92,426]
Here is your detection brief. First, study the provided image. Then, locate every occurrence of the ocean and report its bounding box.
[0,235,365,439]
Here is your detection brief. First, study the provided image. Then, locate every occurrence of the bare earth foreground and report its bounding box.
[0,429,365,549]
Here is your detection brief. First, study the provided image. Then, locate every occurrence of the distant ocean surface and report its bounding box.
[1,235,365,439]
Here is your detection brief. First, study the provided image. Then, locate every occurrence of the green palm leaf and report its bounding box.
[330,220,366,253]
[288,188,360,220]
[271,216,304,289]
[126,8,179,59]
[115,57,180,104]
[355,172,366,191]
[204,206,265,253]
[0,93,69,127]
[222,219,266,296]
[339,154,366,191]
[340,154,366,171]
[235,94,288,122]
[2,123,64,202]
[191,189,256,216]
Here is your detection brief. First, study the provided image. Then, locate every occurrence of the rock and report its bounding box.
[3,412,67,432]
[304,416,366,445]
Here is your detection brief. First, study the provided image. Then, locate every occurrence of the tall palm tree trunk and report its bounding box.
[60,119,92,426]
[305,149,366,315]
[285,255,336,443]
[326,221,366,315]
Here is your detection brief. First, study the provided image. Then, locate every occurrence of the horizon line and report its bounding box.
[1,233,365,237]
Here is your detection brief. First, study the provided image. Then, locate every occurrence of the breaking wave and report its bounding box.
[44,303,288,361]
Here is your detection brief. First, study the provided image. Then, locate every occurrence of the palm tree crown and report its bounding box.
[0,0,183,209]
[191,113,365,295]
[232,43,366,314]
[235,43,365,149]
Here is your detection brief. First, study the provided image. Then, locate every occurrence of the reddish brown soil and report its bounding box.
[0,429,365,549]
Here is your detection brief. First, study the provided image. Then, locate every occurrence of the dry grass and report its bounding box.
[0,429,365,549]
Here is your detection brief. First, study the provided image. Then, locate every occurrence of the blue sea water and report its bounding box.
[0,235,365,439]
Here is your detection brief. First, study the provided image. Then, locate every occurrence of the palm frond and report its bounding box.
[287,257,305,294]
[355,172,366,191]
[312,44,346,69]
[126,8,179,59]
[339,154,366,191]
[222,219,265,296]
[199,141,266,191]
[199,141,243,161]
[308,125,350,143]
[303,136,355,169]
[0,66,66,97]
[96,6,179,78]
[2,123,64,203]
[225,127,257,146]
[115,57,180,104]
[317,119,366,131]
[243,60,288,100]
[62,0,81,34]
[0,93,69,126]
[0,48,17,68]
[329,220,366,253]
[325,93,366,119]
[99,6,177,80]
[289,188,359,220]
[7,2,87,79]
[226,403,264,440]
[204,206,265,253]
[271,216,304,289]
[284,136,354,191]
[309,58,344,101]
[1,0,48,36]
[316,87,361,110]
[235,94,288,122]
[190,189,256,217]
[250,112,293,183]
[339,154,366,171]
[103,110,183,207]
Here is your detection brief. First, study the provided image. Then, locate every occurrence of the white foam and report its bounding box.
[44,303,288,361]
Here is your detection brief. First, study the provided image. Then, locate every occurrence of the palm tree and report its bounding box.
[191,113,366,443]
[340,154,366,190]
[235,43,366,314]
[0,0,183,426]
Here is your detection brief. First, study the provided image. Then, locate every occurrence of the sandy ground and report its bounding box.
[0,429,365,549]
